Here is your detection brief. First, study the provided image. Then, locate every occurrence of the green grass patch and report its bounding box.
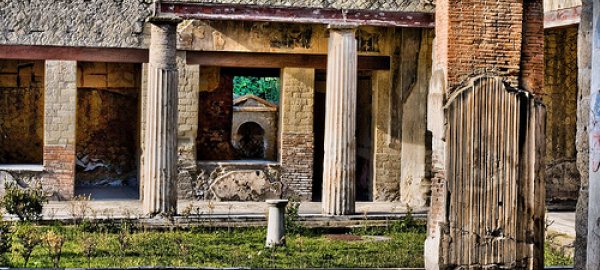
[3,221,426,268]
[544,242,574,267]
[0,220,575,268]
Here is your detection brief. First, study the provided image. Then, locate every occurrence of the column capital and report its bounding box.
[147,15,183,25]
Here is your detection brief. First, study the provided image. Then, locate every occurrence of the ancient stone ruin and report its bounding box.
[0,0,598,268]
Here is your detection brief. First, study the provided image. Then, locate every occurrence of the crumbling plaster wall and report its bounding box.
[544,0,582,11]
[188,161,282,201]
[177,21,394,56]
[372,28,433,206]
[0,60,44,164]
[544,26,580,205]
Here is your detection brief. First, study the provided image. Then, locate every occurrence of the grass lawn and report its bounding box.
[0,220,574,268]
[3,220,426,268]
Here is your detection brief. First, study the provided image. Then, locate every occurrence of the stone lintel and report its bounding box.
[147,15,183,25]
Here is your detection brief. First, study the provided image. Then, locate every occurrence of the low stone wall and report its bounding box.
[178,161,282,201]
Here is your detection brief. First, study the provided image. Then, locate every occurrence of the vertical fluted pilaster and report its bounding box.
[142,16,182,216]
[322,25,357,215]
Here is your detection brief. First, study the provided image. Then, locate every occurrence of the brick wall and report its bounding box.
[440,0,525,90]
[280,68,314,200]
[43,60,77,199]
[520,0,545,94]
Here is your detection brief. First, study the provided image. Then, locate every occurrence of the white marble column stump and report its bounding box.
[266,199,288,247]
[322,24,358,215]
[142,15,182,216]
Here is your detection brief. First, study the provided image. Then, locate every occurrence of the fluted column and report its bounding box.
[322,25,357,215]
[142,16,182,216]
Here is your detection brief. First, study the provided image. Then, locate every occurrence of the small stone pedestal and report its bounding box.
[266,199,288,247]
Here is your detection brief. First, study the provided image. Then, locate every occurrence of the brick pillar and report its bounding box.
[322,25,357,215]
[425,0,545,268]
[280,68,315,200]
[587,0,600,268]
[141,15,181,216]
[43,60,77,199]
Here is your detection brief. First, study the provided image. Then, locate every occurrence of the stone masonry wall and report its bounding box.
[544,26,580,205]
[43,60,77,199]
[176,52,201,199]
[280,68,314,200]
[0,0,153,48]
[0,60,44,164]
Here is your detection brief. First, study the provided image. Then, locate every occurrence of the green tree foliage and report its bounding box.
[233,76,280,104]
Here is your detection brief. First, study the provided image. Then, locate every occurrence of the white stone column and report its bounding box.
[587,0,600,268]
[322,25,357,215]
[142,15,182,216]
[266,199,288,247]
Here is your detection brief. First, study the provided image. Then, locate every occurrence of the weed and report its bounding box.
[67,195,91,225]
[44,228,65,268]
[285,196,303,235]
[81,234,97,268]
[117,223,132,267]
[3,182,46,222]
[0,220,11,265]
[13,223,43,267]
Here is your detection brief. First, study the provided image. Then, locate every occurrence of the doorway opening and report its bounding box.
[74,62,141,200]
